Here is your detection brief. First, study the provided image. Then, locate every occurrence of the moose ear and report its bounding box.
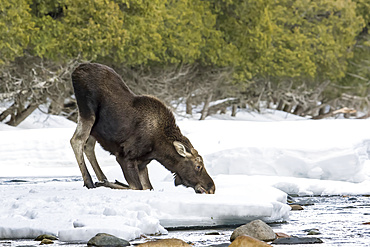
[173,141,189,158]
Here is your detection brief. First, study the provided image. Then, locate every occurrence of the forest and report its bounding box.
[0,0,369,125]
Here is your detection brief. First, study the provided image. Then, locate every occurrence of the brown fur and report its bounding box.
[70,63,215,194]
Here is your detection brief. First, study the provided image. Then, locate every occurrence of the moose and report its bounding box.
[70,63,215,194]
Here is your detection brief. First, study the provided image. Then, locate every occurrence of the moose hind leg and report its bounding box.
[70,116,96,188]
[84,136,107,182]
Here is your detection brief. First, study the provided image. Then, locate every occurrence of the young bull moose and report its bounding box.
[70,63,215,194]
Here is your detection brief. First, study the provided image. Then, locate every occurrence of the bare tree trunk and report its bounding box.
[277,100,284,111]
[0,103,16,122]
[283,103,292,113]
[318,105,327,116]
[220,107,227,114]
[293,104,304,116]
[200,93,213,120]
[186,95,193,115]
[312,107,356,119]
[231,104,237,117]
[6,104,38,126]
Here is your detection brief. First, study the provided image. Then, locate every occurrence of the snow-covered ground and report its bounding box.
[1,108,370,242]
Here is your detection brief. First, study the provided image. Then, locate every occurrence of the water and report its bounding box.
[272,196,370,246]
[133,195,370,246]
[1,177,370,246]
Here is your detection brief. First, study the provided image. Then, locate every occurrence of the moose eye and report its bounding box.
[195,165,202,172]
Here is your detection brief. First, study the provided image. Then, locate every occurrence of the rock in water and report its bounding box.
[290,205,304,210]
[289,199,315,206]
[229,236,271,247]
[34,234,58,241]
[275,232,290,239]
[87,233,130,247]
[137,238,191,246]
[230,219,276,242]
[40,239,54,245]
[307,230,321,235]
[272,236,323,245]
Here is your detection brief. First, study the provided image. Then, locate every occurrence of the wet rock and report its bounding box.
[307,230,321,235]
[137,238,191,246]
[87,233,130,247]
[205,231,221,235]
[40,239,54,245]
[362,222,370,225]
[8,179,29,183]
[208,244,229,247]
[289,199,314,206]
[34,234,58,241]
[287,195,296,204]
[230,219,276,242]
[290,205,304,210]
[303,228,319,233]
[229,235,271,247]
[275,232,290,238]
[272,236,323,245]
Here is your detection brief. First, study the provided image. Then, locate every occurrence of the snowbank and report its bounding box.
[0,177,289,242]
[1,109,370,242]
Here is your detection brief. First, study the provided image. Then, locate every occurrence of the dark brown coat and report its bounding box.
[70,63,215,194]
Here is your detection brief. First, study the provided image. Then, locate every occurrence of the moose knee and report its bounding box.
[126,163,137,169]
[70,136,83,152]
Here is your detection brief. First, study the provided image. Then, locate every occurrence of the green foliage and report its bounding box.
[158,0,236,66]
[113,0,164,65]
[354,0,370,25]
[1,0,366,79]
[1,0,369,118]
[0,0,34,63]
[335,0,370,98]
[213,0,364,81]
[30,0,126,61]
[290,0,364,80]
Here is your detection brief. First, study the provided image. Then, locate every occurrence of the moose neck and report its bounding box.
[154,150,181,174]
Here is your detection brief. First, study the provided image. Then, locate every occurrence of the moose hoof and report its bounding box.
[84,182,96,189]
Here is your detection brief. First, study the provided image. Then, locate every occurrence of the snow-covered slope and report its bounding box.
[1,108,369,242]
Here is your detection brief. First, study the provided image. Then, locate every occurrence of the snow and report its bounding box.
[1,108,370,242]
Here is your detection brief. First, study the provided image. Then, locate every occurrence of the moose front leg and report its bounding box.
[138,161,153,190]
[116,156,143,190]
